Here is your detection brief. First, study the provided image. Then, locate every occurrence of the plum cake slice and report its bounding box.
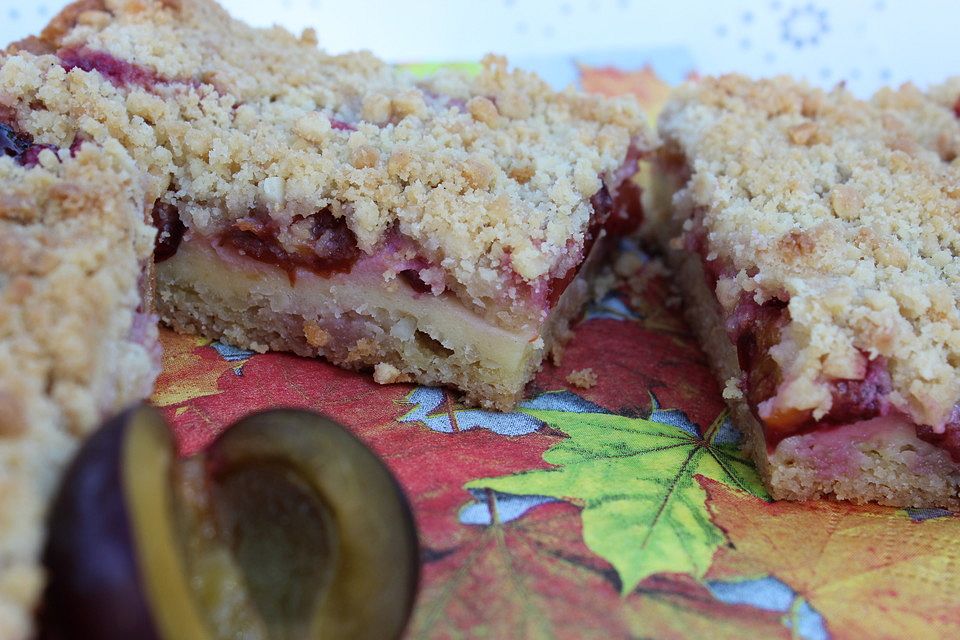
[0,134,158,638]
[11,0,652,410]
[650,75,960,508]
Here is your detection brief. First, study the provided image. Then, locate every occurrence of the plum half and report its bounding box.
[40,406,418,640]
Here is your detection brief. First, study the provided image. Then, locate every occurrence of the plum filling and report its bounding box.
[167,152,642,310]
[602,142,646,237]
[399,269,432,294]
[917,417,960,463]
[216,208,361,284]
[330,119,357,132]
[677,148,960,460]
[59,47,163,89]
[152,201,186,263]
[604,177,644,237]
[729,295,894,447]
[683,209,734,292]
[0,122,70,168]
[729,297,790,429]
[544,162,645,307]
[0,122,32,160]
[823,361,892,424]
[686,211,902,449]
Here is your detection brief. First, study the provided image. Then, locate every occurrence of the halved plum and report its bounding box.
[41,406,419,640]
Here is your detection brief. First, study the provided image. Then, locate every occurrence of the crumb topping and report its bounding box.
[0,140,155,434]
[373,362,413,385]
[0,141,157,639]
[566,367,598,389]
[1,0,652,312]
[659,74,960,428]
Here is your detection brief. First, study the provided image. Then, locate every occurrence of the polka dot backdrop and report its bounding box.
[0,1,951,94]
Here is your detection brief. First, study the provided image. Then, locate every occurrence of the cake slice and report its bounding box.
[0,134,158,637]
[650,75,960,508]
[10,0,652,410]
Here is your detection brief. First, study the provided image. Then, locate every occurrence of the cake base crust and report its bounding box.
[157,237,613,410]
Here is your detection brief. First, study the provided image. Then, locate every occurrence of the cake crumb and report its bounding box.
[373,362,413,385]
[549,326,574,366]
[566,368,598,389]
[722,376,744,401]
[303,321,330,348]
[347,337,379,362]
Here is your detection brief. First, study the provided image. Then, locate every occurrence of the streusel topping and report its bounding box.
[0,139,155,434]
[659,74,960,428]
[2,0,650,308]
[0,140,156,640]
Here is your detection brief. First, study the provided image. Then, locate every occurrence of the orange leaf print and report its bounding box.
[578,63,672,125]
[701,476,960,640]
[150,328,249,407]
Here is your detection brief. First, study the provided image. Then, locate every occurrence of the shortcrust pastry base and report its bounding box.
[157,238,613,411]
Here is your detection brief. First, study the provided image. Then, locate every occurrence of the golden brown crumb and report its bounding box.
[372,362,413,385]
[566,368,598,389]
[346,337,379,363]
[787,121,822,145]
[302,321,330,348]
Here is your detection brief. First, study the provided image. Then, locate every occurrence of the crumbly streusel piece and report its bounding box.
[565,368,598,389]
[5,0,652,409]
[651,74,960,508]
[0,139,157,639]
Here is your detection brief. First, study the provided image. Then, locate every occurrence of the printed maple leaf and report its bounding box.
[702,477,960,640]
[626,574,791,640]
[150,328,244,407]
[467,406,766,594]
[412,492,790,640]
[578,63,672,125]
[412,498,631,639]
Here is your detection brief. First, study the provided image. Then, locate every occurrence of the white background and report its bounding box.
[0,0,953,95]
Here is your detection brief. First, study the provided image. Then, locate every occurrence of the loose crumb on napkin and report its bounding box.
[566,368,598,389]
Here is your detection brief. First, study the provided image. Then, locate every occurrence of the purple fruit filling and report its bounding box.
[0,122,68,168]
[59,47,162,89]
[543,165,645,307]
[399,270,432,294]
[917,407,960,463]
[0,122,31,159]
[824,359,892,425]
[217,208,361,283]
[152,201,186,263]
[18,143,60,168]
[733,295,895,444]
[330,119,357,132]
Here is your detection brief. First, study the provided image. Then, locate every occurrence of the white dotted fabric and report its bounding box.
[0,0,950,95]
